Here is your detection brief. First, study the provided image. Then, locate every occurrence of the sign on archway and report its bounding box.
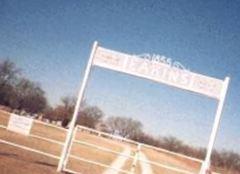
[58,41,230,174]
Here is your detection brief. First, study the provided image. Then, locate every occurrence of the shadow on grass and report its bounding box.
[34,161,57,167]
[0,152,18,157]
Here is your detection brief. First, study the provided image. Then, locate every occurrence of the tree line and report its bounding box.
[0,60,47,113]
[0,59,239,173]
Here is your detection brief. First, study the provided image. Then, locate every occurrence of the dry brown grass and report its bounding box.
[0,128,63,156]
[31,122,66,142]
[66,130,133,174]
[141,146,201,174]
[0,143,60,174]
[0,110,226,174]
[0,110,10,126]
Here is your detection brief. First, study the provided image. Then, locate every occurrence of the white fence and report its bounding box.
[63,125,206,174]
[0,110,66,161]
[0,110,220,174]
[58,42,229,174]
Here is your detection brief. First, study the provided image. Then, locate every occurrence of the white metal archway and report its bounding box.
[58,41,230,174]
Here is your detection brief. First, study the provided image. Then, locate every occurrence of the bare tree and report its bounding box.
[134,132,161,147]
[43,96,76,127]
[0,60,48,114]
[15,78,47,113]
[106,116,143,139]
[43,96,100,128]
[0,60,20,107]
[77,106,104,128]
[61,96,76,111]
[0,59,20,85]
[161,136,183,152]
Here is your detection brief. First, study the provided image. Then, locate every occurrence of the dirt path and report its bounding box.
[102,146,131,174]
[139,152,154,174]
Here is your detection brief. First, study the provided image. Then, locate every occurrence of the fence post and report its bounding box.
[63,127,78,168]
[130,143,142,174]
[57,41,98,172]
[199,77,230,174]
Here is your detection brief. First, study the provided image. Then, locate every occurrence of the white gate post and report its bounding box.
[199,77,230,174]
[130,143,142,173]
[57,41,98,172]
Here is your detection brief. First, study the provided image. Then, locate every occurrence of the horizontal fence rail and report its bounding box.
[77,125,137,145]
[67,154,132,174]
[77,125,203,163]
[63,125,210,174]
[73,139,135,159]
[0,110,66,161]
[0,110,220,174]
[64,126,133,174]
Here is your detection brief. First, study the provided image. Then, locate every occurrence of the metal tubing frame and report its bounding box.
[199,77,230,174]
[57,41,98,171]
[57,41,230,174]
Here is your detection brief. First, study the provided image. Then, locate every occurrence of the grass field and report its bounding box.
[0,110,223,174]
[0,143,59,174]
